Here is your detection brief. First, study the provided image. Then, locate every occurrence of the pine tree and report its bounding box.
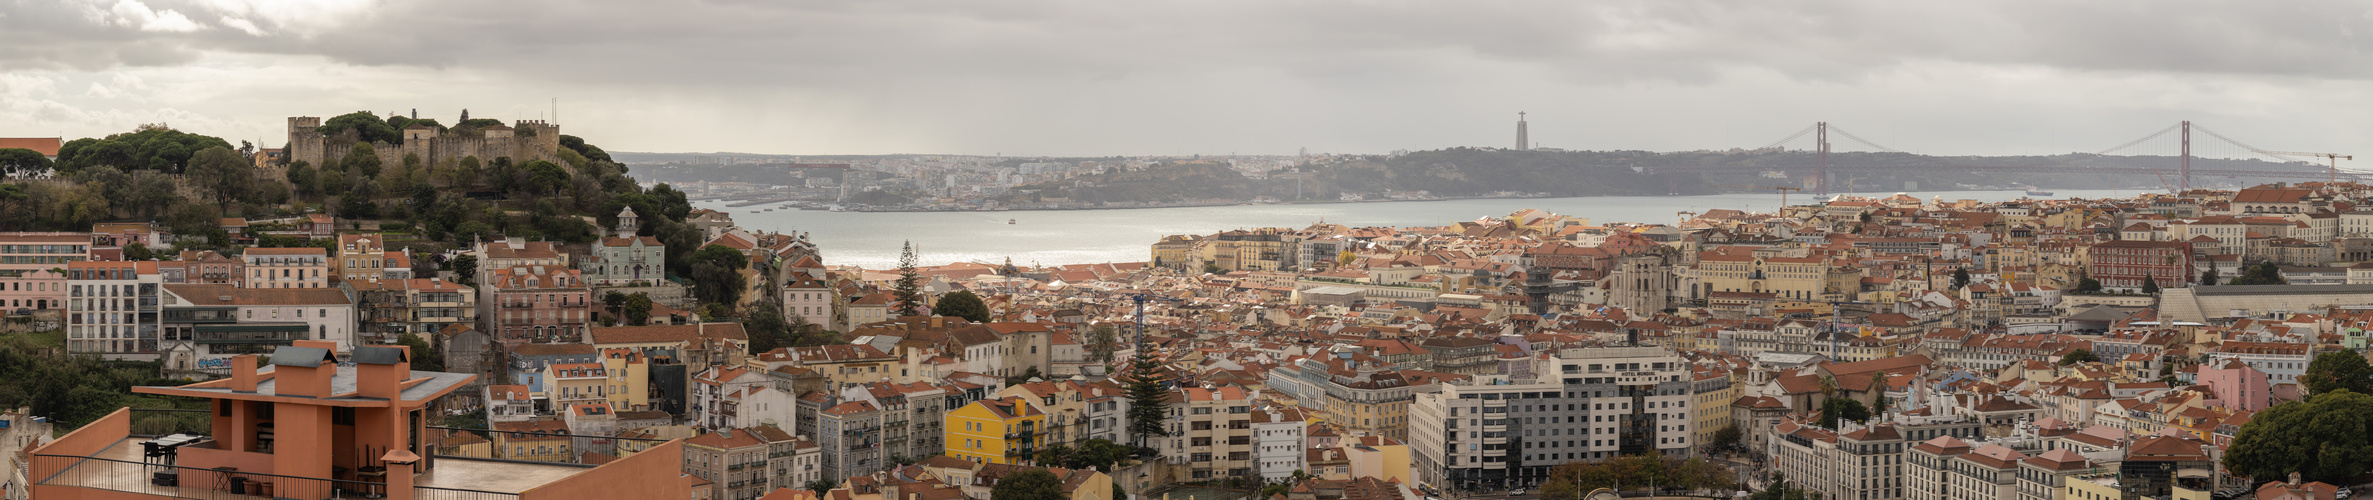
[1951,268,1971,289]
[1122,348,1171,448]
[2201,268,2218,286]
[893,241,922,317]
[2142,275,2161,295]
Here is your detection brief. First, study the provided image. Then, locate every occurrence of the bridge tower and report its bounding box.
[1815,122,1830,196]
[2180,120,2192,192]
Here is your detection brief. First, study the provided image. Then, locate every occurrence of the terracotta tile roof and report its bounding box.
[0,137,61,156]
[590,323,748,345]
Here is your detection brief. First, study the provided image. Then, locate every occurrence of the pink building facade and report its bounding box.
[2197,358,2273,412]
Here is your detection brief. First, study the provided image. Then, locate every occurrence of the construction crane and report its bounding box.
[1676,210,1697,226]
[2253,151,2353,184]
[1714,185,1804,212]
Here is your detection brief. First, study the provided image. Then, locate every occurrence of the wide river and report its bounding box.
[698,189,2136,269]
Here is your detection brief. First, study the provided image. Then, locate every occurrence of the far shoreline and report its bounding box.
[698,187,2160,214]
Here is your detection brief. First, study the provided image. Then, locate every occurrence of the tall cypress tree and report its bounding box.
[1122,348,1171,448]
[893,241,921,317]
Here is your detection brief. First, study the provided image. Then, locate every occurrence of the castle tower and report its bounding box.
[287,116,324,167]
[616,207,641,236]
[1515,111,1528,151]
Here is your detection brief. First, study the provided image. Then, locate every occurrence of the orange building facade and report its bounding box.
[27,340,696,500]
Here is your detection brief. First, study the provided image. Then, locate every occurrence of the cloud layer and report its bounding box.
[3,0,2371,157]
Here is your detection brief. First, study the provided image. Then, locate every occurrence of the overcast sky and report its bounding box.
[3,0,2371,160]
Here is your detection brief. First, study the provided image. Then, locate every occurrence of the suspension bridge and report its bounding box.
[1643,121,2358,195]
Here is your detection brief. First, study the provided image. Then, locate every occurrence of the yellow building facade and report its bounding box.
[1696,250,1834,302]
[944,396,1046,465]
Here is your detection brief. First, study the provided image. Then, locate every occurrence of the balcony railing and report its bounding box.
[33,454,520,500]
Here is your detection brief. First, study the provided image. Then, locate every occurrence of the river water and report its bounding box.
[697,189,2135,269]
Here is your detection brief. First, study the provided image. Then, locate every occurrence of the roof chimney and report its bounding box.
[230,355,260,392]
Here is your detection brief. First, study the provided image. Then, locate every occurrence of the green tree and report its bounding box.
[1713,424,1742,449]
[0,148,52,176]
[53,125,231,173]
[990,468,1064,500]
[1069,439,1131,470]
[1034,444,1073,468]
[1951,268,1971,289]
[0,183,26,228]
[2201,268,2219,286]
[453,157,482,190]
[285,160,318,197]
[2302,349,2373,397]
[341,143,382,178]
[893,241,922,317]
[1123,348,1170,448]
[1006,366,1045,386]
[523,160,571,195]
[807,479,839,497]
[603,290,629,323]
[449,254,478,286]
[321,111,401,145]
[410,183,439,215]
[128,170,178,218]
[2075,277,2103,293]
[743,302,793,354]
[188,146,257,210]
[2059,349,2101,366]
[397,332,445,372]
[123,242,152,261]
[936,290,990,322]
[2142,275,2160,295]
[2231,262,2288,285]
[2225,390,2373,483]
[339,193,379,219]
[1089,324,1120,363]
[163,203,223,247]
[626,292,654,326]
[75,166,129,209]
[559,135,612,163]
[688,245,750,309]
[452,221,493,246]
[1818,397,1869,428]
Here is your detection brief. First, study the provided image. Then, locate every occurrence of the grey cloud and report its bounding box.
[10,0,2371,86]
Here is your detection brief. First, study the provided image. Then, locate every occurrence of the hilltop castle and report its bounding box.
[285,115,564,168]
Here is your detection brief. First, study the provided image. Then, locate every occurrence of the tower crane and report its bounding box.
[1714,185,1804,213]
[2252,151,2353,184]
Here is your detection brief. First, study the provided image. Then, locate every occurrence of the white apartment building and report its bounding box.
[1252,407,1308,483]
[65,261,164,360]
[1411,346,1695,491]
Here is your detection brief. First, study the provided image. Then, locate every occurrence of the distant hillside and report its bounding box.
[617,146,2336,203]
[1020,162,1280,204]
[1312,148,2329,196]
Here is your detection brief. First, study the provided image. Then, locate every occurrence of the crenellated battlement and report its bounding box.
[285,112,567,168]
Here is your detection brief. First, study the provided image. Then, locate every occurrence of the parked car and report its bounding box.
[1508,489,1526,497]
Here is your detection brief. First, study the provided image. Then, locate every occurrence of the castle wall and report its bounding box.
[287,116,567,173]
